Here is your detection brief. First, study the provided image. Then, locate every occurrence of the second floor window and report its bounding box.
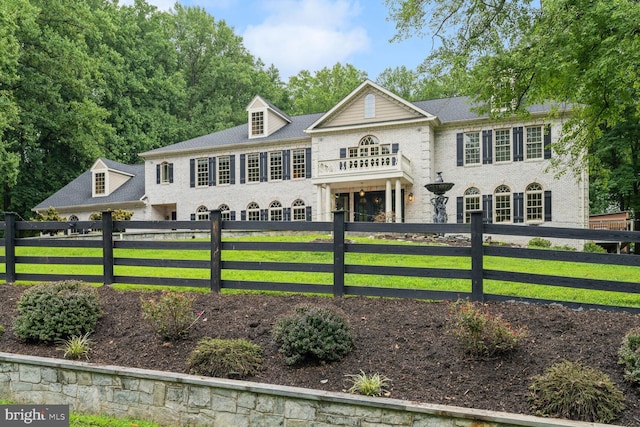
[196,158,209,187]
[494,129,511,162]
[247,153,260,182]
[292,149,305,179]
[465,132,480,165]
[160,162,171,184]
[526,126,543,159]
[218,156,230,185]
[269,151,282,181]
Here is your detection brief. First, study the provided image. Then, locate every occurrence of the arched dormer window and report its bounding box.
[364,93,375,118]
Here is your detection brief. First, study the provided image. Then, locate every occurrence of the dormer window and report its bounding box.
[94,172,106,196]
[251,111,264,136]
[364,93,375,118]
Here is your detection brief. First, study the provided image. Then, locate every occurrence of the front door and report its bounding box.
[354,191,385,222]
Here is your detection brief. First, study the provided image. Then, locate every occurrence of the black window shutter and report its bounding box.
[209,157,216,186]
[456,133,464,166]
[230,211,236,221]
[305,147,312,178]
[260,152,267,182]
[544,190,552,221]
[483,195,493,223]
[241,210,246,220]
[169,163,174,183]
[513,192,524,223]
[189,159,195,188]
[456,196,464,224]
[392,143,399,154]
[283,207,291,221]
[230,155,235,184]
[482,130,493,164]
[306,205,312,221]
[190,213,196,220]
[260,209,268,221]
[544,125,552,159]
[283,150,290,180]
[240,154,246,184]
[513,127,524,161]
[339,148,346,158]
[156,164,160,184]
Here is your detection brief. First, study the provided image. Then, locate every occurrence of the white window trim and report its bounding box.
[249,109,267,139]
[92,170,108,197]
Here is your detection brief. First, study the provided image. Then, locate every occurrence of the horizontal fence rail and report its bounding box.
[1,211,639,312]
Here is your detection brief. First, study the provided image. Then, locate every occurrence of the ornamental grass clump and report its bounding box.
[57,332,93,360]
[346,371,391,397]
[13,281,102,343]
[140,291,201,341]
[272,304,353,366]
[529,360,625,423]
[186,338,263,379]
[618,327,640,385]
[447,299,527,357]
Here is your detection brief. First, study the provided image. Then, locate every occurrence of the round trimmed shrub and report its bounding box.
[619,327,640,384]
[529,360,625,423]
[186,338,263,378]
[13,281,102,343]
[528,237,551,248]
[272,304,353,366]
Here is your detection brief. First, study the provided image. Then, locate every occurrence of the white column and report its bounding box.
[395,179,402,223]
[385,180,392,222]
[324,184,332,221]
[316,185,323,221]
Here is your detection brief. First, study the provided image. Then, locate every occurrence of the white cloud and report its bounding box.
[118,0,176,11]
[242,0,370,78]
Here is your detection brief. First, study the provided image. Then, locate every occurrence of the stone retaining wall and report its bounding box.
[0,352,616,427]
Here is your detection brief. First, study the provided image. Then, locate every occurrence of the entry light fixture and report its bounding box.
[408,192,414,202]
[359,188,365,197]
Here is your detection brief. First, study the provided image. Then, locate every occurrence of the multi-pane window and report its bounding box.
[526,126,543,159]
[160,162,170,184]
[247,153,260,182]
[251,111,264,136]
[494,129,511,162]
[94,172,105,195]
[196,205,209,220]
[292,149,305,179]
[269,201,283,221]
[464,132,480,165]
[247,202,260,221]
[526,183,544,222]
[196,158,209,187]
[494,185,512,223]
[292,199,306,221]
[464,187,481,223]
[218,156,230,185]
[218,204,230,221]
[269,151,282,181]
[347,135,390,159]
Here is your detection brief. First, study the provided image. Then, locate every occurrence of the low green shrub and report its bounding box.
[272,305,353,365]
[528,237,551,248]
[529,360,625,423]
[583,241,606,253]
[57,332,93,360]
[13,281,102,343]
[618,327,640,384]
[186,338,263,378]
[447,299,527,357]
[140,291,200,341]
[346,371,391,397]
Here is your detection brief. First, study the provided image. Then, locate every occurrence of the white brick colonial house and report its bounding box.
[34,80,588,230]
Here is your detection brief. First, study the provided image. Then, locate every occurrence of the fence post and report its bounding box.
[4,212,16,284]
[102,211,114,285]
[333,210,345,298]
[470,210,484,302]
[210,209,221,293]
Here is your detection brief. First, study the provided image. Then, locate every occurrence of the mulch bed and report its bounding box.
[1,284,639,426]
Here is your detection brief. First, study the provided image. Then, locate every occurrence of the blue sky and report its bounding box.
[120,0,432,80]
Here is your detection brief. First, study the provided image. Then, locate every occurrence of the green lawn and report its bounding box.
[1,234,639,307]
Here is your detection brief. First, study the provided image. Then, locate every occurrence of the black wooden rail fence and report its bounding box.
[1,210,640,312]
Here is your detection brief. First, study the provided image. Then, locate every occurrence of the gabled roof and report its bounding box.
[246,95,292,123]
[33,158,145,211]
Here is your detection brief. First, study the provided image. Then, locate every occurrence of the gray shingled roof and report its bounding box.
[34,158,145,211]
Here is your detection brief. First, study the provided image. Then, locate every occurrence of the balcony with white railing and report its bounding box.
[315,152,413,184]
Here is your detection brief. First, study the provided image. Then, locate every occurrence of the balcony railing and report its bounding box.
[317,153,412,181]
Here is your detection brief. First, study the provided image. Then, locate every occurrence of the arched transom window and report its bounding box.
[218,204,230,221]
[526,183,544,222]
[464,187,480,223]
[348,135,390,158]
[269,201,283,221]
[247,202,260,221]
[494,185,512,223]
[196,205,209,220]
[292,199,306,221]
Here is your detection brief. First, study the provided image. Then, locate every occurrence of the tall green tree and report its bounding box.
[386,0,640,174]
[375,65,465,100]
[286,63,368,115]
